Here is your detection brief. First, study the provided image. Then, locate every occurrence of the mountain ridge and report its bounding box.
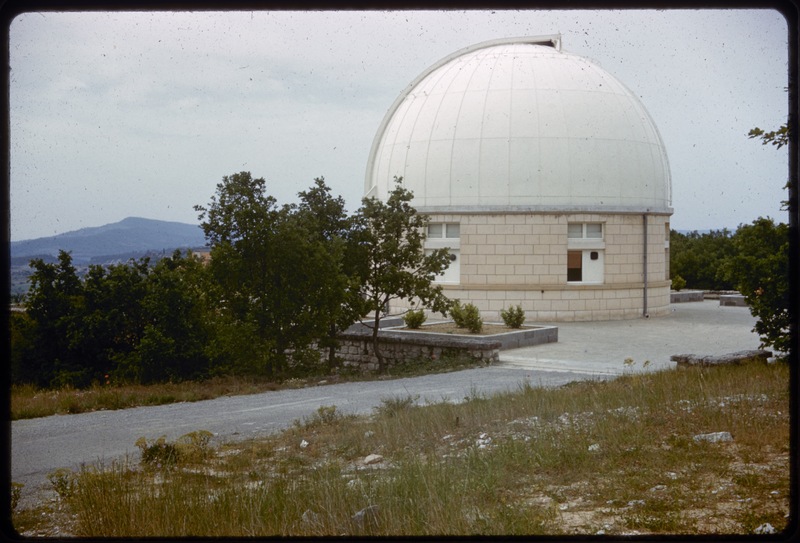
[11,217,207,265]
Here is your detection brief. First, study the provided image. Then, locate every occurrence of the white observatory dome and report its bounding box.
[365,36,672,213]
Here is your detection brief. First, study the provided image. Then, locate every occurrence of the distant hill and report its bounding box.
[10,217,208,266]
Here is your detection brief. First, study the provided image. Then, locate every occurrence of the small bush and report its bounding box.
[175,430,214,463]
[450,301,483,333]
[500,305,526,328]
[47,468,76,499]
[403,309,427,329]
[136,436,179,469]
[671,275,687,291]
[375,394,419,417]
[450,300,466,328]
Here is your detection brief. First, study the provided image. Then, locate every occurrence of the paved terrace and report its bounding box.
[498,299,762,375]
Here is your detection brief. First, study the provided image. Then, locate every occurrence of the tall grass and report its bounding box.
[15,361,790,537]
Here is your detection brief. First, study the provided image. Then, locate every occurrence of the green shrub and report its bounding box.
[403,309,427,329]
[500,305,526,328]
[451,301,482,333]
[450,301,466,328]
[671,275,687,291]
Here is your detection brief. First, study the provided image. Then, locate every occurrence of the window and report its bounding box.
[428,223,459,239]
[568,222,603,239]
[567,222,604,283]
[426,222,460,284]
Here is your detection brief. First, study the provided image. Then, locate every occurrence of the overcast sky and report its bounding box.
[8,8,789,241]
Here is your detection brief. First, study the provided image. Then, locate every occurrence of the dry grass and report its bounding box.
[11,354,481,420]
[12,360,791,537]
[10,376,286,420]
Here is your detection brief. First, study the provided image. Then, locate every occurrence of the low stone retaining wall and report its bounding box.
[719,294,747,307]
[336,328,502,372]
[336,320,558,372]
[670,290,704,303]
[671,349,772,367]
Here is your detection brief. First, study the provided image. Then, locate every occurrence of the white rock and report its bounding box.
[588,443,600,452]
[693,431,733,443]
[755,523,776,534]
[363,453,384,465]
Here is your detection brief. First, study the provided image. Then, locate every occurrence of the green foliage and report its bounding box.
[352,179,453,371]
[748,124,790,150]
[670,275,686,292]
[500,305,526,328]
[669,229,735,290]
[451,301,482,333]
[403,309,427,329]
[719,217,790,353]
[195,173,361,377]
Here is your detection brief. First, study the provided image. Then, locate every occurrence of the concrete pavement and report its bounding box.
[498,300,762,375]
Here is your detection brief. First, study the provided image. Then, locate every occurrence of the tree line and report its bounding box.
[10,173,451,388]
[670,217,790,354]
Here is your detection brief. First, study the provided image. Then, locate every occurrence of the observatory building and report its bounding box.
[365,36,673,321]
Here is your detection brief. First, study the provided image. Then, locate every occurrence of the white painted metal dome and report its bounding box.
[365,36,672,213]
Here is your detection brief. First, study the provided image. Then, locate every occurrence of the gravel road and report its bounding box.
[11,365,606,508]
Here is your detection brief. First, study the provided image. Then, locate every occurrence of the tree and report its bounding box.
[720,218,790,353]
[195,172,360,377]
[352,179,453,372]
[128,250,214,384]
[195,172,284,376]
[743,121,795,356]
[669,229,735,290]
[294,178,363,370]
[15,251,82,386]
[73,258,151,385]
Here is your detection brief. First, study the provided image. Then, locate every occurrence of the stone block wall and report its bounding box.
[335,329,500,372]
[391,211,672,322]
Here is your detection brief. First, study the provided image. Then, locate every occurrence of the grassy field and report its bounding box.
[12,360,791,537]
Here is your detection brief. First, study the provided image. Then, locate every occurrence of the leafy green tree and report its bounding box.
[669,229,735,290]
[72,258,151,386]
[126,250,214,384]
[743,122,794,356]
[18,251,83,386]
[195,172,284,376]
[195,172,359,377]
[294,178,363,370]
[720,218,790,353]
[352,180,452,372]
